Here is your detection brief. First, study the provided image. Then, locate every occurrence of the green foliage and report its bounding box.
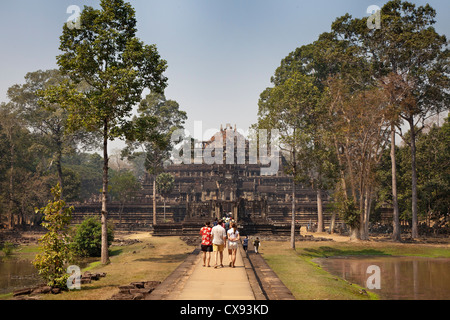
[376,116,450,223]
[337,199,360,229]
[62,152,104,201]
[42,0,169,264]
[156,173,175,196]
[122,93,187,176]
[109,170,141,204]
[71,217,114,257]
[32,184,74,289]
[47,0,168,137]
[61,168,81,202]
[1,242,14,256]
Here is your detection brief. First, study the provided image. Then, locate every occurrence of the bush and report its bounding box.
[33,184,74,289]
[71,217,114,257]
[1,242,14,256]
[338,199,360,229]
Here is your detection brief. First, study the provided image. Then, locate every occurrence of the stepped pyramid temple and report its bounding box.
[73,124,335,236]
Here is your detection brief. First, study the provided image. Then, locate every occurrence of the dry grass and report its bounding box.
[259,234,450,300]
[42,232,196,300]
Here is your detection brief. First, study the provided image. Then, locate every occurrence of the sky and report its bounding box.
[0,0,449,152]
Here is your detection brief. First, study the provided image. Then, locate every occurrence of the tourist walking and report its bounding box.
[242,235,248,252]
[211,219,227,268]
[227,223,240,268]
[199,221,213,267]
[253,237,261,254]
[225,218,230,232]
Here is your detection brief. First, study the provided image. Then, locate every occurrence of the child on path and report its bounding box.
[253,237,260,254]
[242,235,248,252]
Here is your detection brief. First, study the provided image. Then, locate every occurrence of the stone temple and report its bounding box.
[73,124,336,236]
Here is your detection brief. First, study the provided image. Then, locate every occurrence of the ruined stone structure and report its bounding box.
[72,124,338,235]
[150,124,335,236]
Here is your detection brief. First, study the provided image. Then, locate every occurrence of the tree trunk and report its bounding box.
[316,189,324,233]
[361,188,372,240]
[8,140,14,229]
[163,198,166,222]
[56,140,64,200]
[345,138,358,202]
[330,212,336,234]
[291,143,296,250]
[119,203,124,227]
[408,118,419,239]
[333,139,348,199]
[359,189,365,240]
[101,121,110,265]
[291,178,296,249]
[153,178,157,225]
[350,227,359,240]
[391,126,401,242]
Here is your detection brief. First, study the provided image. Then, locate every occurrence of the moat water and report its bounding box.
[0,258,41,295]
[0,257,93,295]
[314,256,450,300]
[2,254,449,299]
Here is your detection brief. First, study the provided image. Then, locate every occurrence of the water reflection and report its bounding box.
[0,257,96,295]
[315,256,450,300]
[0,258,41,295]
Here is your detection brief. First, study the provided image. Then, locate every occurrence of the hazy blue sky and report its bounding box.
[0,0,449,150]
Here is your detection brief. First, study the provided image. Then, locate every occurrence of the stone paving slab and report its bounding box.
[146,241,295,301]
[146,248,201,300]
[169,245,255,300]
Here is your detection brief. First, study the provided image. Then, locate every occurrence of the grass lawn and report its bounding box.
[1,232,196,300]
[259,233,450,300]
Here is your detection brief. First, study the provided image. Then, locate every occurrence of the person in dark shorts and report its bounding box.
[242,235,249,252]
[200,221,213,267]
[253,237,261,254]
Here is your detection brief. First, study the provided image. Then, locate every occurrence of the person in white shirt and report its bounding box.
[227,223,240,268]
[210,219,227,268]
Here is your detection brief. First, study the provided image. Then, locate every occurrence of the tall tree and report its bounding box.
[268,31,372,236]
[0,103,24,229]
[376,116,450,232]
[0,102,54,229]
[110,170,142,226]
[378,73,415,241]
[415,117,449,226]
[63,152,104,202]
[122,93,186,226]
[7,69,98,199]
[155,172,175,222]
[43,0,168,264]
[332,0,450,239]
[326,77,390,240]
[258,72,322,248]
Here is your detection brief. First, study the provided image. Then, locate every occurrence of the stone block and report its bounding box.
[130,282,145,289]
[31,286,52,295]
[109,293,134,300]
[132,293,145,300]
[90,273,100,281]
[118,285,135,293]
[51,287,61,294]
[13,288,32,297]
[130,288,152,295]
[81,277,91,284]
[144,281,161,289]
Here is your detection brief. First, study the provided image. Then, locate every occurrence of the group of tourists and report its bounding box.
[199,217,261,269]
